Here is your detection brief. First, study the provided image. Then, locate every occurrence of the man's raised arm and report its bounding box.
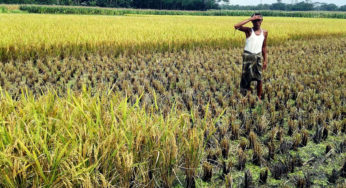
[234,15,262,35]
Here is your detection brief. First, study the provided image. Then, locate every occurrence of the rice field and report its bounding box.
[0,13,345,187]
[0,14,345,61]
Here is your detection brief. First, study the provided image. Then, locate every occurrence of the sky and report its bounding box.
[226,0,345,6]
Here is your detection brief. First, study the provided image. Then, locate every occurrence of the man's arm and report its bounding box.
[234,15,261,37]
[262,30,268,70]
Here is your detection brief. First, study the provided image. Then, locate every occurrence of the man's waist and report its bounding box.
[243,50,262,56]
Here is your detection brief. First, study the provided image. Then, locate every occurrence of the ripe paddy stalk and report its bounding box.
[183,127,204,187]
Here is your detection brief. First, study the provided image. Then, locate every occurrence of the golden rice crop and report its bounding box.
[0,14,345,61]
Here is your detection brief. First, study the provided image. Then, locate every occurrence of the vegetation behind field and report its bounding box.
[16,5,346,18]
[0,0,345,11]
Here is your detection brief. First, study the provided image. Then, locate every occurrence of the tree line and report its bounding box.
[222,1,346,11]
[0,0,228,10]
[0,0,345,11]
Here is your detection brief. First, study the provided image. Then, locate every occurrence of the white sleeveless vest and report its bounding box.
[244,28,265,54]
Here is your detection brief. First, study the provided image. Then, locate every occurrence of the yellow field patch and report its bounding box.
[0,14,345,61]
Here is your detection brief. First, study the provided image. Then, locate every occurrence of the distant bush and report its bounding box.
[0,6,8,13]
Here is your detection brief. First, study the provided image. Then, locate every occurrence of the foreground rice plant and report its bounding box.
[0,87,214,187]
[0,14,345,61]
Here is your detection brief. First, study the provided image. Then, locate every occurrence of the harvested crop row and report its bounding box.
[1,37,344,115]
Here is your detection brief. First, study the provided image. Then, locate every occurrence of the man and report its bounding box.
[234,13,268,99]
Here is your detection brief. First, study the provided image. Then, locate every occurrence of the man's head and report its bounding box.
[251,13,263,29]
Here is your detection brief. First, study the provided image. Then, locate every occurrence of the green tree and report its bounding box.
[319,3,338,11]
[270,2,286,10]
[339,5,346,11]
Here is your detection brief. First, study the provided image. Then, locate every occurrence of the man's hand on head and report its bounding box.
[250,15,262,21]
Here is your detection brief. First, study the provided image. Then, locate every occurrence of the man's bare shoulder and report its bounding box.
[263,29,268,36]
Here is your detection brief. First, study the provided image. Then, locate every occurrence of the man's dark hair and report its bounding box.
[251,13,262,17]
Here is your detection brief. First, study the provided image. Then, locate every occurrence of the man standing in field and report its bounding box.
[234,13,268,99]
